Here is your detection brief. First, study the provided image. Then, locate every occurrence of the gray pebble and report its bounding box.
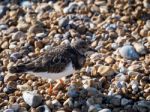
[59,17,69,28]
[121,98,132,106]
[22,91,42,107]
[36,105,51,112]
[21,1,32,9]
[119,45,139,60]
[0,5,7,18]
[67,85,79,98]
[0,24,8,30]
[98,108,111,112]
[3,109,14,112]
[137,100,150,109]
[12,31,26,41]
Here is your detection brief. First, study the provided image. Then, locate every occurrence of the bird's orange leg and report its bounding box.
[59,79,65,85]
[49,82,53,94]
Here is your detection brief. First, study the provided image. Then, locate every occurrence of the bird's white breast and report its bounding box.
[27,62,75,80]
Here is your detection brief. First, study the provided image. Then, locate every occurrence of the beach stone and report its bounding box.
[12,31,26,41]
[110,96,121,106]
[0,24,8,30]
[52,100,61,108]
[4,109,14,112]
[97,65,114,76]
[17,84,32,91]
[105,57,114,64]
[88,104,101,112]
[4,73,17,82]
[36,105,51,112]
[28,24,44,34]
[1,41,9,49]
[133,43,146,55]
[22,91,42,107]
[137,100,150,109]
[21,1,32,8]
[119,45,139,60]
[143,0,150,8]
[67,85,79,98]
[9,103,20,112]
[0,5,7,18]
[10,52,22,62]
[3,86,16,94]
[58,17,69,28]
[121,98,132,106]
[98,109,111,112]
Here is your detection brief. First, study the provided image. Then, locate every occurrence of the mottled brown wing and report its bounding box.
[25,45,71,73]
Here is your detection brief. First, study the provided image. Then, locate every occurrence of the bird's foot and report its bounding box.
[48,83,53,95]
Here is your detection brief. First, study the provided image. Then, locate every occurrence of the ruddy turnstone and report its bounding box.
[8,40,94,94]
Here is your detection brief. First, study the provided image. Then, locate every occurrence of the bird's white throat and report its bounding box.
[27,62,75,80]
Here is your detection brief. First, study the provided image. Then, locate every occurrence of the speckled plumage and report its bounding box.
[9,40,87,79]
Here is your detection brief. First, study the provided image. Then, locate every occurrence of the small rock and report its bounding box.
[67,85,79,98]
[0,5,7,18]
[105,57,114,64]
[86,87,98,96]
[130,80,139,92]
[59,17,69,28]
[121,98,132,106]
[88,104,101,112]
[9,103,20,112]
[12,31,26,41]
[17,84,32,91]
[4,73,17,82]
[0,24,8,30]
[10,52,22,62]
[97,65,114,76]
[21,1,32,8]
[137,100,150,109]
[4,109,14,112]
[3,86,16,94]
[22,91,42,107]
[63,98,73,108]
[1,41,9,49]
[90,53,101,62]
[119,45,139,60]
[98,108,111,112]
[133,43,146,55]
[28,24,44,34]
[52,99,61,108]
[110,96,121,106]
[143,0,150,9]
[36,105,51,112]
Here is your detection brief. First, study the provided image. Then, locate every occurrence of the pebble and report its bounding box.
[22,91,42,107]
[119,45,139,60]
[17,84,32,91]
[4,73,17,82]
[133,42,146,55]
[98,109,111,112]
[97,65,114,76]
[21,1,32,9]
[12,31,26,41]
[36,105,51,112]
[0,5,7,18]
[58,17,69,28]
[67,85,79,98]
[3,109,14,112]
[137,100,150,109]
[51,100,61,108]
[121,98,132,106]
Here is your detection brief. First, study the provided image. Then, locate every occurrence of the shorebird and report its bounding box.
[8,40,94,94]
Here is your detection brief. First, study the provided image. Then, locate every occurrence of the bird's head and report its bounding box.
[71,39,96,69]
